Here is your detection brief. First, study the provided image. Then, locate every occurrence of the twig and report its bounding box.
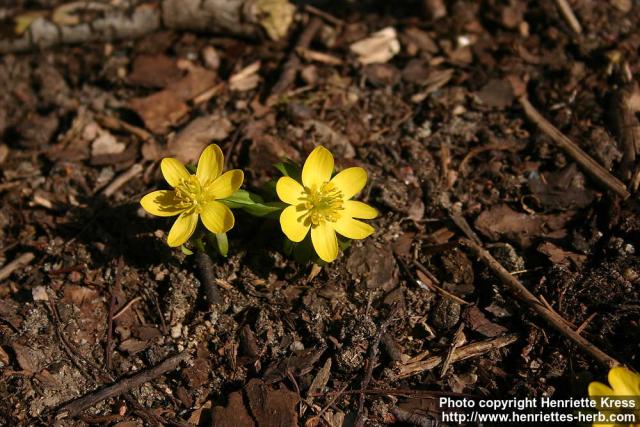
[449,212,482,245]
[95,114,153,142]
[395,334,518,379]
[391,407,437,427]
[113,296,142,320]
[576,312,597,335]
[355,307,398,427]
[270,17,323,97]
[194,252,222,306]
[415,269,469,305]
[519,96,629,199]
[304,5,345,26]
[0,252,35,282]
[106,258,124,371]
[612,83,640,182]
[554,0,582,34]
[100,163,144,198]
[461,238,619,367]
[57,351,191,419]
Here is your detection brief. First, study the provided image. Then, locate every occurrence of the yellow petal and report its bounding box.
[280,205,310,242]
[276,176,305,205]
[140,190,183,217]
[302,146,334,189]
[161,158,190,187]
[196,144,224,185]
[343,200,378,219]
[311,222,338,262]
[330,167,367,200]
[201,201,235,234]
[333,216,374,240]
[589,381,615,397]
[608,367,640,395]
[167,211,198,247]
[206,170,244,199]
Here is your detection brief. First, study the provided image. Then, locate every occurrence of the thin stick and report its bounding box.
[0,252,35,282]
[355,307,397,427]
[194,252,222,306]
[304,5,345,26]
[462,238,619,367]
[113,296,142,320]
[519,96,629,199]
[100,163,144,197]
[554,0,582,34]
[270,17,323,96]
[105,258,123,371]
[57,351,191,418]
[395,334,519,379]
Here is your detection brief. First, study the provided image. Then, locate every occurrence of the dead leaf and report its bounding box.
[474,204,571,248]
[462,306,508,337]
[538,242,586,267]
[246,379,298,427]
[347,241,398,290]
[127,54,183,88]
[263,346,326,384]
[128,67,217,134]
[129,91,189,134]
[230,61,261,91]
[350,27,400,65]
[211,392,255,427]
[167,114,233,164]
[11,343,41,374]
[475,79,514,109]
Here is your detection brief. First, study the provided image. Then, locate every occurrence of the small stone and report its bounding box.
[171,324,183,339]
[32,286,49,302]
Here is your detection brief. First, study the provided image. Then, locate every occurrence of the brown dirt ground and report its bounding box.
[1,1,640,426]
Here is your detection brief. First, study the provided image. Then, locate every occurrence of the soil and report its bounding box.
[1,1,640,426]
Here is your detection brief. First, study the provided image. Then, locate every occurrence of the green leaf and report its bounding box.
[215,233,229,257]
[180,244,194,255]
[219,189,285,217]
[274,160,302,181]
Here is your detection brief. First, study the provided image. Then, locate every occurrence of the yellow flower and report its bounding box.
[141,145,244,247]
[276,146,378,262]
[589,366,640,427]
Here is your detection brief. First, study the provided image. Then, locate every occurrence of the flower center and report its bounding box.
[301,182,344,226]
[174,175,207,212]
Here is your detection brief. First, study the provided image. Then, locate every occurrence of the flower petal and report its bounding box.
[161,158,190,187]
[167,211,198,247]
[276,176,305,205]
[588,381,615,398]
[333,216,374,240]
[201,201,235,234]
[196,144,224,185]
[302,146,334,189]
[206,170,244,199]
[280,205,310,242]
[343,200,378,219]
[311,222,338,262]
[330,167,367,200]
[140,190,183,217]
[608,367,640,395]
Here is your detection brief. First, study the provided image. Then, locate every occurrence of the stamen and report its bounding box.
[300,182,344,226]
[174,175,206,212]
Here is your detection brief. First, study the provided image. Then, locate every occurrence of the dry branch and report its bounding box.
[395,334,518,379]
[612,83,640,182]
[1,0,294,54]
[519,96,630,199]
[462,238,619,368]
[57,351,191,418]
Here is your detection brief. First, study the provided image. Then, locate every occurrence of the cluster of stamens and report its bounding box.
[174,176,206,212]
[300,182,344,226]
